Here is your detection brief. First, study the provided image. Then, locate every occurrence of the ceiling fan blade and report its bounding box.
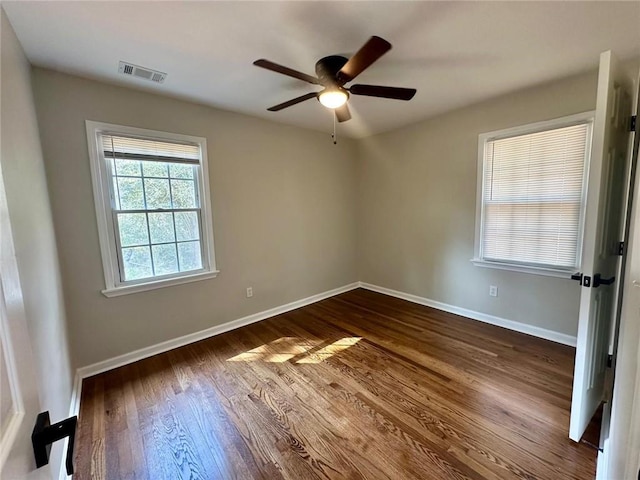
[349,84,416,100]
[267,92,318,112]
[335,104,351,123]
[253,59,321,85]
[337,36,392,84]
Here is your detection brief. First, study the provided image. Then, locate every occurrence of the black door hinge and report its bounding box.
[618,241,625,256]
[631,115,637,132]
[607,354,613,368]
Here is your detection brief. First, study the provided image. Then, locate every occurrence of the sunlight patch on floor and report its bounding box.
[296,337,362,364]
[226,336,361,363]
[227,336,317,363]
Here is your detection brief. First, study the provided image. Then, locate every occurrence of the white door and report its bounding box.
[0,163,51,478]
[569,50,635,442]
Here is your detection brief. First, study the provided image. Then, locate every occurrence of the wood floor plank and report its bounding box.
[74,289,597,479]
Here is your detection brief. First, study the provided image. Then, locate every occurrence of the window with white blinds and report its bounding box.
[474,113,593,274]
[87,122,217,296]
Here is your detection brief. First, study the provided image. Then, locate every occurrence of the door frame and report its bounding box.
[0,159,28,472]
[0,151,46,477]
[0,278,25,469]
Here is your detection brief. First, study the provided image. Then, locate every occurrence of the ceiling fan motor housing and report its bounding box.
[315,56,348,86]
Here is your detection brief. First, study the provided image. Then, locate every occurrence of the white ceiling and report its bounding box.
[4,1,640,138]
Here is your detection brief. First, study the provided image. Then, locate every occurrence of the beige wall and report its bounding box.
[356,71,599,336]
[31,69,358,368]
[1,10,72,478]
[30,59,606,370]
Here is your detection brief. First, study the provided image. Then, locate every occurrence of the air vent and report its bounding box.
[118,61,167,84]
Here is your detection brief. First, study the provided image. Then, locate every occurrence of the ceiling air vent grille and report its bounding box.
[118,61,167,84]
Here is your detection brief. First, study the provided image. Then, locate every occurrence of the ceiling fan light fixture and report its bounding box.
[318,89,349,109]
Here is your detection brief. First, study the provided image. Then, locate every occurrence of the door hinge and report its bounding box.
[607,354,613,368]
[631,115,637,132]
[618,241,625,256]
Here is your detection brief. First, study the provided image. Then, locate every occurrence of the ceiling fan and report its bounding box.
[253,36,417,123]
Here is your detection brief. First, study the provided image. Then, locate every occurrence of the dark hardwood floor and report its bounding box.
[75,288,597,479]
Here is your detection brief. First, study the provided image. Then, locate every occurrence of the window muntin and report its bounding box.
[475,114,593,274]
[87,122,217,296]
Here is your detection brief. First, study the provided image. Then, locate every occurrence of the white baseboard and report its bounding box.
[62,280,575,479]
[72,279,575,387]
[62,281,359,479]
[76,282,359,381]
[358,282,577,347]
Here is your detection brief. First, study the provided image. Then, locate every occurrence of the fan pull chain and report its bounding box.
[332,111,337,145]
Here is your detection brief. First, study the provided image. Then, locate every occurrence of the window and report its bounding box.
[86,122,217,296]
[473,112,594,277]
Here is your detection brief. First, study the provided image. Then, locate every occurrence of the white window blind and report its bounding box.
[481,122,590,270]
[102,135,201,163]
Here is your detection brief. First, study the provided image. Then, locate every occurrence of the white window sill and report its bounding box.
[102,270,219,297]
[470,258,574,279]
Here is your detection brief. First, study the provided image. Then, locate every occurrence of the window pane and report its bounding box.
[174,212,199,241]
[152,244,179,276]
[169,163,194,179]
[142,161,168,178]
[171,179,197,208]
[117,213,149,247]
[122,246,153,281]
[117,177,145,210]
[148,212,175,244]
[115,159,141,176]
[144,179,171,209]
[178,241,202,271]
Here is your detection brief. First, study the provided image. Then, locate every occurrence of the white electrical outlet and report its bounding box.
[246,287,253,298]
[489,285,498,297]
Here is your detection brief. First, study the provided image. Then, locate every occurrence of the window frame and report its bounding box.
[472,111,595,278]
[86,121,218,297]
